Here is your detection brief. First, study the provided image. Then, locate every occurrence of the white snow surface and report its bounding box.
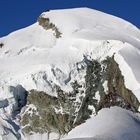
[0,7,140,140]
[63,107,140,140]
[0,8,140,98]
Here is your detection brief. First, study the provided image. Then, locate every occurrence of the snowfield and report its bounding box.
[0,8,140,98]
[63,107,140,140]
[0,7,140,140]
[1,8,140,98]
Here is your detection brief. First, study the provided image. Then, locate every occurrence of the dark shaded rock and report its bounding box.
[97,92,132,111]
[0,99,9,108]
[21,90,74,135]
[0,43,4,48]
[74,59,106,125]
[97,56,140,112]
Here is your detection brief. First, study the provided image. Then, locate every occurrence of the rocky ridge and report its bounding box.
[20,56,140,138]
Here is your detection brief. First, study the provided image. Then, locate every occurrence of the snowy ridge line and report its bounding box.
[0,7,140,140]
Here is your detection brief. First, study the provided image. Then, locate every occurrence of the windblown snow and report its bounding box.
[0,7,140,140]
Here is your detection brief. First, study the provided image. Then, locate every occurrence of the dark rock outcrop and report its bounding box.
[97,57,140,112]
[20,56,140,137]
[0,43,4,48]
[37,15,62,38]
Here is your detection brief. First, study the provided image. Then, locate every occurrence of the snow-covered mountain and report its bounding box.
[63,107,140,140]
[0,7,140,140]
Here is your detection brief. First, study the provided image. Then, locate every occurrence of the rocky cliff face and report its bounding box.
[97,57,139,112]
[19,56,140,138]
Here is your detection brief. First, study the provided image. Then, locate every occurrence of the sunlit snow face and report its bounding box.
[0,8,140,140]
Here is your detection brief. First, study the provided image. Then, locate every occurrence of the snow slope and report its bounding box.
[63,107,140,140]
[0,8,140,98]
[0,7,140,140]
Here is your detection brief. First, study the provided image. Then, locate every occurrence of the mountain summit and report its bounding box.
[0,8,140,140]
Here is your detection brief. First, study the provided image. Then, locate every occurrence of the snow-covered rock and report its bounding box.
[0,7,140,140]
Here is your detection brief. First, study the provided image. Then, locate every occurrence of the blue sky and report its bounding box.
[0,0,140,37]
